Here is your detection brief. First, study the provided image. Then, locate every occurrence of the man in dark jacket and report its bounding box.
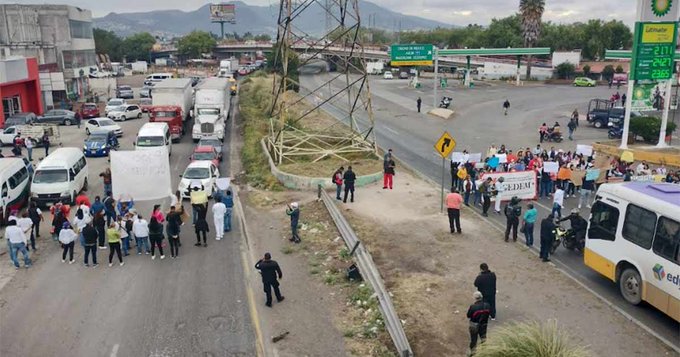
[558,208,588,249]
[504,196,522,242]
[473,263,497,319]
[467,291,491,354]
[255,253,284,307]
[540,214,557,262]
[343,166,356,203]
[82,222,99,267]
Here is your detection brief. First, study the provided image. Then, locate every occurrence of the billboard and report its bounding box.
[210,3,236,23]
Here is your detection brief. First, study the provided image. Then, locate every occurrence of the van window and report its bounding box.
[588,201,619,241]
[33,169,68,184]
[137,136,165,147]
[8,167,29,189]
[72,156,86,176]
[653,217,680,264]
[622,204,656,249]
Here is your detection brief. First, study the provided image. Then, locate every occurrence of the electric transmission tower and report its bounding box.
[268,0,377,164]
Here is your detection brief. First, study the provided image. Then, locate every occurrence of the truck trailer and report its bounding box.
[192,77,230,141]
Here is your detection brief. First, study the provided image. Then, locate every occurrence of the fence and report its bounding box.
[318,185,413,357]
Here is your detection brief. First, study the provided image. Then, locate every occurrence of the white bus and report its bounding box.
[584,182,680,322]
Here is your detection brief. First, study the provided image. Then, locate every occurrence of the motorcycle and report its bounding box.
[550,226,563,254]
[608,124,623,139]
[541,129,563,143]
[562,228,585,253]
[439,96,452,109]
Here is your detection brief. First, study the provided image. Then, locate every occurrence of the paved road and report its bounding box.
[301,74,680,351]
[0,97,256,356]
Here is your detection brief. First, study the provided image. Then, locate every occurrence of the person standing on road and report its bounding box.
[28,201,43,239]
[74,111,82,129]
[166,206,182,258]
[17,212,35,252]
[151,204,165,223]
[621,93,627,106]
[25,136,34,161]
[58,221,77,264]
[503,196,521,242]
[99,169,112,196]
[148,217,165,260]
[463,175,473,206]
[567,118,577,141]
[5,220,31,269]
[51,206,67,242]
[383,157,395,190]
[467,291,491,355]
[42,132,50,157]
[93,211,107,249]
[91,196,104,217]
[255,252,285,307]
[106,222,124,266]
[502,99,510,115]
[333,166,344,200]
[493,177,505,214]
[132,214,150,255]
[194,203,209,247]
[82,222,98,267]
[446,188,463,234]
[212,197,226,241]
[222,190,234,232]
[474,263,496,320]
[579,176,595,209]
[343,166,356,203]
[552,186,565,218]
[103,192,116,226]
[480,177,493,217]
[286,202,301,243]
[523,203,537,247]
[416,97,422,113]
[540,214,557,262]
[571,109,579,127]
[115,216,130,257]
[73,208,91,247]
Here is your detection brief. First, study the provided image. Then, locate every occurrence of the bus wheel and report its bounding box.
[619,268,643,305]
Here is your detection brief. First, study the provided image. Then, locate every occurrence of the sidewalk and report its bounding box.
[335,170,674,356]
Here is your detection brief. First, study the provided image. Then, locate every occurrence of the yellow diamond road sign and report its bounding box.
[434,131,456,158]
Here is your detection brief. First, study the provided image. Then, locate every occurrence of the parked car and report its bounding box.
[383,71,393,79]
[139,98,153,113]
[4,112,36,128]
[85,118,123,137]
[177,161,220,199]
[116,85,134,99]
[198,136,223,161]
[36,109,77,125]
[79,103,100,119]
[573,77,596,87]
[107,104,142,121]
[105,98,127,115]
[190,145,220,166]
[83,130,118,157]
[139,85,153,98]
[398,71,409,79]
[0,127,23,146]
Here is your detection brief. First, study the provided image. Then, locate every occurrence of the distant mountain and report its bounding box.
[93,1,453,38]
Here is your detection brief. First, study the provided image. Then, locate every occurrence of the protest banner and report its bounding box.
[576,144,593,157]
[216,178,231,190]
[110,147,172,201]
[481,170,537,201]
[543,161,559,173]
[450,152,467,163]
[497,154,507,163]
[468,153,482,162]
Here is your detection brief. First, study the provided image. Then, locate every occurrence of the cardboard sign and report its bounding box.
[543,161,559,173]
[450,152,468,163]
[571,169,586,185]
[576,144,593,157]
[468,153,482,163]
[111,147,172,201]
[497,154,507,164]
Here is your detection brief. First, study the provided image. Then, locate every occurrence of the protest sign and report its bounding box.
[571,169,586,185]
[543,161,559,173]
[450,152,467,163]
[216,178,231,190]
[487,156,500,168]
[585,169,600,181]
[111,147,172,201]
[497,154,507,164]
[468,153,482,162]
[576,145,593,157]
[481,171,537,201]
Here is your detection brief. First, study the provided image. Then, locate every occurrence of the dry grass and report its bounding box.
[279,156,382,178]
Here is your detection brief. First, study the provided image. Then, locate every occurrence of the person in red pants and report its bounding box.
[383,158,396,189]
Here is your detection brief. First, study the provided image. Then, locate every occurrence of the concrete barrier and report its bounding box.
[593,141,680,168]
[260,139,383,190]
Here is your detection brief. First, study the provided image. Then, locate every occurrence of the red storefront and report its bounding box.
[0,57,43,127]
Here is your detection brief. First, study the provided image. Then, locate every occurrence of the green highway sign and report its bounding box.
[630,21,678,80]
[605,49,680,60]
[437,47,551,56]
[390,44,434,66]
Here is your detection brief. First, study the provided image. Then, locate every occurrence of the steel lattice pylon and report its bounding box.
[268,0,377,164]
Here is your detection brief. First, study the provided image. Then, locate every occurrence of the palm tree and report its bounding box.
[519,0,545,79]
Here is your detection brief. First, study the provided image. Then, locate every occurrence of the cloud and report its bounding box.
[453,10,472,16]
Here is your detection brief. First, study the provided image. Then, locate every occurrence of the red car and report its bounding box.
[79,103,100,119]
[190,145,220,166]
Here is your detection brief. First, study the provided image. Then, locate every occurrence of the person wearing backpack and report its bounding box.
[504,196,522,242]
[332,167,344,200]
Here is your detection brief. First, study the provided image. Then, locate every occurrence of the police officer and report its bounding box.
[255,253,285,307]
[540,214,557,262]
[504,196,522,242]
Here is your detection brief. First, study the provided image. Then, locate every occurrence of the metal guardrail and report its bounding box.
[318,185,413,357]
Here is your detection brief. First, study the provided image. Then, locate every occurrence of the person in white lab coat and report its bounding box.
[212,198,227,241]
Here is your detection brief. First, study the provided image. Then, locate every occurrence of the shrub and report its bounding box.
[615,65,624,73]
[602,65,615,81]
[555,63,576,79]
[582,65,591,76]
[475,320,590,357]
[629,116,677,143]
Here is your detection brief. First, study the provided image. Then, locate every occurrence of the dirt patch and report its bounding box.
[337,170,675,356]
[279,156,382,178]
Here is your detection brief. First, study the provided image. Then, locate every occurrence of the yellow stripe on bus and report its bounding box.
[584,248,616,281]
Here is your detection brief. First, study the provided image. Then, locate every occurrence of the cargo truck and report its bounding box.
[218,58,239,78]
[150,78,193,140]
[192,77,230,142]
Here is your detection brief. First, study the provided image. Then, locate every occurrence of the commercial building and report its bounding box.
[0,57,44,127]
[0,4,96,109]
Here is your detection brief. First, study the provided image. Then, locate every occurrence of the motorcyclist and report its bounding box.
[108,133,119,150]
[558,208,587,249]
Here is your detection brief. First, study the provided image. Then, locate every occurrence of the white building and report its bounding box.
[0,4,97,108]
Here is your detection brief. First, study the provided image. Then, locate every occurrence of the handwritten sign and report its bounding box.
[111,147,172,201]
[497,154,507,164]
[468,153,482,162]
[450,152,467,163]
[216,178,231,190]
[585,168,600,181]
[543,161,559,173]
[576,144,593,157]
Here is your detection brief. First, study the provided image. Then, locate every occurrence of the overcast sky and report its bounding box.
[10,0,638,26]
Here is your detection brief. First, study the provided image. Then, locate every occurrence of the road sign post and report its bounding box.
[433,48,439,110]
[434,132,456,212]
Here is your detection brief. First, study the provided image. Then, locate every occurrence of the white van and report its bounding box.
[144,73,173,85]
[135,122,172,156]
[0,158,31,224]
[31,148,88,206]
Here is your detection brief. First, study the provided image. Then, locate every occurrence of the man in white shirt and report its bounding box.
[17,212,35,251]
[552,187,565,219]
[25,136,34,161]
[212,200,227,240]
[132,215,150,255]
[494,177,506,214]
[5,220,31,268]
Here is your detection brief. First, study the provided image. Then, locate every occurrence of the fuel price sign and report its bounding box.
[631,22,678,81]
